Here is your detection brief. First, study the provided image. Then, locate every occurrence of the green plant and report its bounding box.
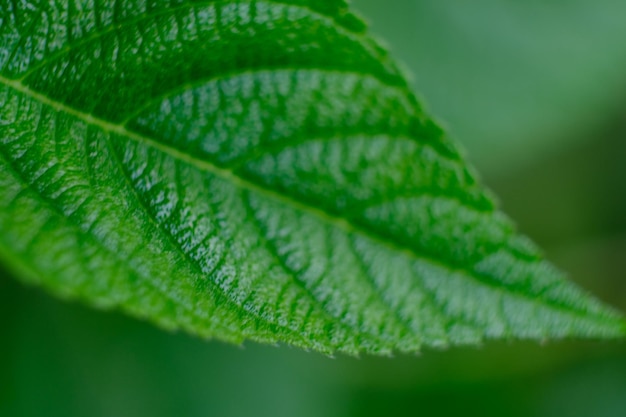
[0,0,624,357]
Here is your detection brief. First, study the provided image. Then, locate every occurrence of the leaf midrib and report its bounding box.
[1,74,619,327]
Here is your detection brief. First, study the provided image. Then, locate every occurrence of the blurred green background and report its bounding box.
[2,1,626,416]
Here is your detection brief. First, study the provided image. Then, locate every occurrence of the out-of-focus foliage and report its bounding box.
[2,0,626,416]
[354,0,626,174]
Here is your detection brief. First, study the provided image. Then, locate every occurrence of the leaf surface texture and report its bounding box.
[0,0,623,354]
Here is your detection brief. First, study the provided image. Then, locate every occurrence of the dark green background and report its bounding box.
[2,1,626,416]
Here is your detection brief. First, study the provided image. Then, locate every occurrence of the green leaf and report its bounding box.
[0,0,623,355]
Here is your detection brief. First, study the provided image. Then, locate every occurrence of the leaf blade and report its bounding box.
[0,0,624,355]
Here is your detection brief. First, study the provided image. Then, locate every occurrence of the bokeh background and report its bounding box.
[2,1,626,416]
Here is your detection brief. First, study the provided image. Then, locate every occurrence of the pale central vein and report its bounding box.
[0,74,607,322]
[0,74,424,263]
